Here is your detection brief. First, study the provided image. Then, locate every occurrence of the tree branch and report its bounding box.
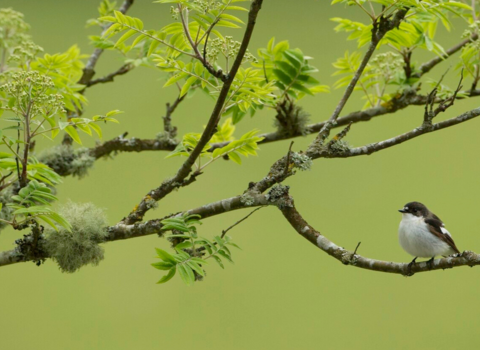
[85,63,134,88]
[318,106,480,159]
[414,34,478,78]
[0,194,269,267]
[89,133,177,159]
[279,199,480,276]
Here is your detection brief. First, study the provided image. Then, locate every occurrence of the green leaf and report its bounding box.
[164,72,188,87]
[273,69,293,85]
[156,267,176,284]
[65,126,82,144]
[180,76,198,97]
[228,151,242,164]
[177,264,194,285]
[191,257,208,265]
[89,123,102,138]
[291,82,314,95]
[175,241,193,251]
[151,261,175,270]
[211,255,224,269]
[115,29,137,47]
[283,50,304,68]
[218,250,233,263]
[155,248,177,264]
[105,110,124,117]
[186,261,205,277]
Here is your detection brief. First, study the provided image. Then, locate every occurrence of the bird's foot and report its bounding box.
[406,257,417,276]
[426,257,435,270]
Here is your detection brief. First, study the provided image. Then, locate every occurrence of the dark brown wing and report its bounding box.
[425,217,460,254]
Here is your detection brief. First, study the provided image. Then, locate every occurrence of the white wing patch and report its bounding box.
[440,226,452,237]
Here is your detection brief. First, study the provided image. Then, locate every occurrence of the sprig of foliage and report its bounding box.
[456,27,480,87]
[0,154,61,186]
[5,179,71,231]
[0,71,119,143]
[153,214,239,285]
[86,0,118,28]
[257,38,329,100]
[32,46,88,112]
[166,117,264,168]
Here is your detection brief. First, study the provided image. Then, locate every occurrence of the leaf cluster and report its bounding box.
[167,117,264,167]
[0,154,61,186]
[5,179,71,231]
[153,214,239,285]
[257,38,329,100]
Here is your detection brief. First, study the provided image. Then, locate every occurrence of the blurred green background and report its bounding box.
[1,1,480,349]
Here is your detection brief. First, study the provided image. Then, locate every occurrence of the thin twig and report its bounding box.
[221,206,265,238]
[415,34,478,78]
[433,70,464,117]
[86,63,133,88]
[353,242,361,255]
[163,94,186,139]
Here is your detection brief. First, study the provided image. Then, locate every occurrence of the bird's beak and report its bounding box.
[398,209,407,213]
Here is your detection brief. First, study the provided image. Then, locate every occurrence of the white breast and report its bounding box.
[398,214,454,258]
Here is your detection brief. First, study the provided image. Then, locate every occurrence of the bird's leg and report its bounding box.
[426,256,435,270]
[407,257,417,276]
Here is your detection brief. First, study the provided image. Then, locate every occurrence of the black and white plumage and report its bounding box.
[398,202,460,260]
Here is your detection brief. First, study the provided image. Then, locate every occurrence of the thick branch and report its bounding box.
[0,194,269,267]
[320,106,480,158]
[89,133,177,159]
[280,201,480,276]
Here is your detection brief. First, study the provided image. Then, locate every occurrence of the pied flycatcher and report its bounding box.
[398,201,460,269]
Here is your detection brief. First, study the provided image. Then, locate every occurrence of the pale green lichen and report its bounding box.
[291,152,312,171]
[240,193,255,206]
[266,184,292,209]
[38,145,95,178]
[329,139,351,153]
[44,201,108,273]
[155,132,178,146]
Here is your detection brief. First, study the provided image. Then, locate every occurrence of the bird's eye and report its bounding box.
[412,208,417,212]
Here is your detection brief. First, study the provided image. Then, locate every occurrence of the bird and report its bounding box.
[398,201,460,271]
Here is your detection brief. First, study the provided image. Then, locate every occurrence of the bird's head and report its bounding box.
[399,201,428,218]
